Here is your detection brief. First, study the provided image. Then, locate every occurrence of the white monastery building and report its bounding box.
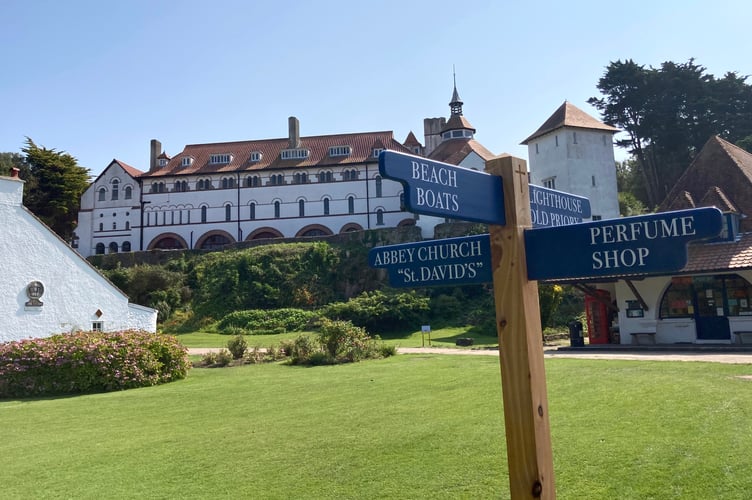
[75,85,495,257]
[0,170,156,342]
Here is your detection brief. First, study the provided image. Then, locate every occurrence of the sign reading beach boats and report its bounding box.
[378,150,506,225]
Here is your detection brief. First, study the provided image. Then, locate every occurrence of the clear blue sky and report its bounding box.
[2,0,750,177]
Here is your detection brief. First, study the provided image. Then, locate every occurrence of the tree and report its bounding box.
[21,138,90,241]
[589,59,752,208]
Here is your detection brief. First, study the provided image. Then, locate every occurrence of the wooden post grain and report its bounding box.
[486,155,555,499]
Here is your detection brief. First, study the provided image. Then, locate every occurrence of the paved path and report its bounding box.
[188,346,752,364]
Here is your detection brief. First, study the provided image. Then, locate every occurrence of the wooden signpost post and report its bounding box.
[372,151,723,499]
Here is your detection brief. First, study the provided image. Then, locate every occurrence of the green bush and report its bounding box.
[287,335,320,365]
[226,335,248,360]
[321,291,429,333]
[0,330,190,398]
[217,308,316,334]
[318,319,374,362]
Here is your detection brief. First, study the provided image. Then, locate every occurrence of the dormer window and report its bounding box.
[372,148,385,158]
[281,148,310,160]
[181,157,193,167]
[158,158,168,167]
[209,153,232,164]
[329,146,352,157]
[250,151,262,162]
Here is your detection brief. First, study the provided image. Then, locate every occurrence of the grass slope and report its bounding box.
[2,356,752,499]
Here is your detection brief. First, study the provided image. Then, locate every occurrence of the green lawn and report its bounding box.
[175,325,500,350]
[3,355,752,498]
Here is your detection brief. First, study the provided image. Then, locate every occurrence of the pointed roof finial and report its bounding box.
[449,65,463,116]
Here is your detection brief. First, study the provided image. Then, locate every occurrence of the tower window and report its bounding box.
[543,177,556,189]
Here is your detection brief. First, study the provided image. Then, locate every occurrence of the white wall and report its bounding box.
[1,176,156,342]
[528,129,619,221]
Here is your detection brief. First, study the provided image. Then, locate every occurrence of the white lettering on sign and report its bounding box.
[397,262,484,284]
[410,160,461,214]
[589,215,696,270]
[531,189,583,214]
[411,161,458,188]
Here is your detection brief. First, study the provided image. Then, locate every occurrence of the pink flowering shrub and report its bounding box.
[0,330,190,398]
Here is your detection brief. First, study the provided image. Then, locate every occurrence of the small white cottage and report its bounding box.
[0,169,156,343]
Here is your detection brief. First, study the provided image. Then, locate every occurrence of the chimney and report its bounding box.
[288,117,301,149]
[150,139,162,172]
[11,168,19,178]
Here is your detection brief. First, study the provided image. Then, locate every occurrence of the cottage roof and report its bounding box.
[403,131,422,148]
[659,136,752,230]
[521,101,619,144]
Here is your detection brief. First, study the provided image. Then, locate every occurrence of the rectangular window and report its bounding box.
[181,157,193,167]
[280,149,310,160]
[328,146,352,157]
[372,148,384,158]
[573,132,578,144]
[592,175,596,187]
[555,135,559,147]
[250,151,262,162]
[209,154,232,164]
[543,177,556,189]
[92,321,103,332]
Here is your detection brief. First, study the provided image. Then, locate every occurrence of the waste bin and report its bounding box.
[568,321,584,347]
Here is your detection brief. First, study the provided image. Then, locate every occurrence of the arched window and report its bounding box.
[348,196,355,214]
[249,202,256,220]
[274,201,281,218]
[124,186,132,199]
[375,176,383,198]
[201,206,207,223]
[99,223,103,232]
[98,188,106,201]
[376,209,384,226]
[111,180,119,200]
[112,222,116,230]
[299,199,305,217]
[109,242,118,253]
[95,243,105,254]
[125,221,130,230]
[122,241,131,252]
[225,204,232,221]
[323,198,330,215]
[197,179,204,190]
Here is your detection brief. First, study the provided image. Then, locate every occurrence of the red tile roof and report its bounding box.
[427,138,496,164]
[521,101,618,144]
[659,136,752,231]
[684,234,752,273]
[403,131,422,148]
[144,131,410,178]
[441,114,476,133]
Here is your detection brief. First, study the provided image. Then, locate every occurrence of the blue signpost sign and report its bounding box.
[529,184,591,228]
[369,234,492,287]
[524,207,724,281]
[379,150,506,225]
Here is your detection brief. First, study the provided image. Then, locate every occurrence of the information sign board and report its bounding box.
[368,234,492,287]
[379,150,506,225]
[524,207,724,280]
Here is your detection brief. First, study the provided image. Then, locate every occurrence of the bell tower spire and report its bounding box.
[449,65,463,116]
